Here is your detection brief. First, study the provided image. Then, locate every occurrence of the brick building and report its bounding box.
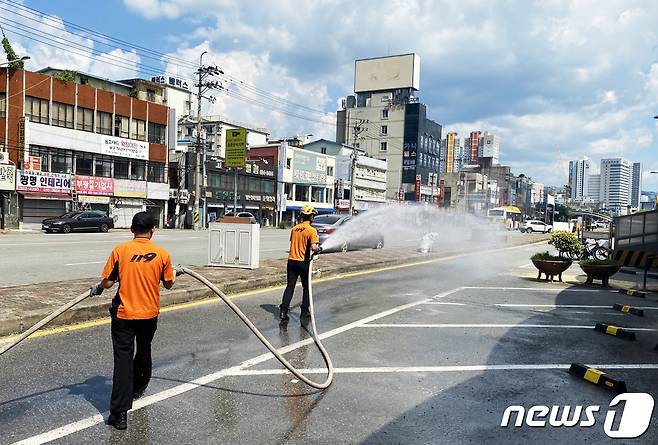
[0,69,173,228]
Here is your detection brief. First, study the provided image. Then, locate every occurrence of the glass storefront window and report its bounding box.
[94,155,112,177]
[51,150,72,173]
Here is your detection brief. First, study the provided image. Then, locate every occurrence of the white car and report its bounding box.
[520,220,553,233]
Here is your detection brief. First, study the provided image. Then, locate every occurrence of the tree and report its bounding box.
[0,25,24,70]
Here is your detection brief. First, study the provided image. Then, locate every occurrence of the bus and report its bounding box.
[487,206,522,229]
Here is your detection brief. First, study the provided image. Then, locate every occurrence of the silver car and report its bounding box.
[311,214,384,252]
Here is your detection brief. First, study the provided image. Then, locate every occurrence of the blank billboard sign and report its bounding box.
[354,53,420,93]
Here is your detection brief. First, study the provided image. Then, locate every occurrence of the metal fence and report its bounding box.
[614,210,658,249]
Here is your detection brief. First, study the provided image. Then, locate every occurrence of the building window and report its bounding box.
[51,150,73,173]
[186,126,193,136]
[146,89,156,102]
[147,162,166,183]
[114,115,129,138]
[286,158,292,169]
[25,96,49,124]
[382,109,389,119]
[52,102,74,128]
[204,125,215,135]
[380,142,388,152]
[131,118,146,141]
[327,166,334,176]
[0,93,5,117]
[355,143,360,148]
[148,122,166,144]
[114,158,129,179]
[97,111,112,135]
[77,107,94,132]
[94,155,112,177]
[320,147,327,154]
[29,146,50,172]
[130,159,146,181]
[380,125,388,135]
[75,152,93,176]
[284,183,293,199]
[295,185,308,201]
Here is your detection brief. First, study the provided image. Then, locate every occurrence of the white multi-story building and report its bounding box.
[587,174,601,203]
[600,158,631,214]
[530,182,545,205]
[479,131,500,165]
[569,157,593,199]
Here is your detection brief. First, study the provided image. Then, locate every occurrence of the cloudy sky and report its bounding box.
[6,0,658,190]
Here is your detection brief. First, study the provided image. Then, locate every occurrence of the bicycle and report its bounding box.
[566,238,611,261]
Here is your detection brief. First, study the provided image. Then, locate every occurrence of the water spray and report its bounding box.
[0,261,334,390]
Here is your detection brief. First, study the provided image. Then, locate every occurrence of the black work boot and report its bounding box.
[108,411,127,430]
[133,385,147,400]
[279,306,289,322]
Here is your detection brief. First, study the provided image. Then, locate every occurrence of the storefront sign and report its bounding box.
[147,182,169,200]
[23,156,41,172]
[225,128,247,168]
[101,137,148,160]
[78,195,110,204]
[75,175,114,196]
[114,179,147,198]
[244,162,275,177]
[335,199,350,210]
[244,194,276,202]
[151,75,190,91]
[337,178,344,199]
[292,150,327,185]
[17,170,72,194]
[0,164,16,191]
[415,176,421,202]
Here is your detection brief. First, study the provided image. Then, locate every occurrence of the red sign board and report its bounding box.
[415,178,421,202]
[23,156,41,172]
[74,175,114,196]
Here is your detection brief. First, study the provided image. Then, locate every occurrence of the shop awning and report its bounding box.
[19,192,72,201]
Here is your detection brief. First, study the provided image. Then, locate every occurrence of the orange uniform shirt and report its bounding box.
[102,238,175,320]
[288,221,319,262]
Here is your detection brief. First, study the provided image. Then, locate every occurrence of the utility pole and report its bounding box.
[193,51,222,230]
[350,119,367,215]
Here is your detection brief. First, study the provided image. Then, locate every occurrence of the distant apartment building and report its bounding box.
[600,158,631,214]
[463,131,481,165]
[631,162,642,209]
[336,53,441,203]
[587,174,601,203]
[479,131,500,165]
[531,182,545,205]
[568,157,592,200]
[440,132,458,173]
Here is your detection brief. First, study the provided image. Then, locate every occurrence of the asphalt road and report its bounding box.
[0,228,426,287]
[2,242,657,444]
[0,229,292,287]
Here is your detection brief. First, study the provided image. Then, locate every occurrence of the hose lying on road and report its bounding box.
[0,290,91,356]
[0,262,335,390]
[182,261,334,389]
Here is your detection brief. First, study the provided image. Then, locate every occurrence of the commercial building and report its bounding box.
[0,68,172,228]
[463,131,481,165]
[335,53,441,203]
[441,132,458,173]
[249,141,336,223]
[441,171,489,213]
[600,158,631,215]
[631,162,642,210]
[303,139,387,212]
[530,182,545,206]
[587,174,601,203]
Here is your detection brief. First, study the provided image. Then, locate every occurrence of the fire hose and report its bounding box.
[0,260,335,390]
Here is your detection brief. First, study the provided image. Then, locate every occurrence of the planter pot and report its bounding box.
[579,264,621,287]
[532,259,572,282]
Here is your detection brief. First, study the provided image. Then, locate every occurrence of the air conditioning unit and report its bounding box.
[0,151,8,164]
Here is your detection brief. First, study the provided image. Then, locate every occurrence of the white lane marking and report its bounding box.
[64,261,105,266]
[462,286,611,292]
[9,287,462,445]
[224,363,658,375]
[422,302,468,306]
[518,263,534,268]
[495,304,658,309]
[360,324,658,331]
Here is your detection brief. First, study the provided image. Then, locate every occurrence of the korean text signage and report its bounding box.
[151,75,190,91]
[74,175,114,196]
[415,175,421,202]
[114,179,146,198]
[17,170,72,194]
[23,156,41,172]
[244,162,275,177]
[0,164,16,191]
[225,129,247,168]
[293,151,327,185]
[101,137,148,160]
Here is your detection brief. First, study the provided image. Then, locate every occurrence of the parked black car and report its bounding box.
[312,214,384,252]
[42,211,114,233]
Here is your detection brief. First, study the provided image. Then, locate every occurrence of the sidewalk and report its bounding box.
[0,233,549,337]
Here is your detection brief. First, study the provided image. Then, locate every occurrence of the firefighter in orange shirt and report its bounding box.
[89,211,182,430]
[279,205,320,323]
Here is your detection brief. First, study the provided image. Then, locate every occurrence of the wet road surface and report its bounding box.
[2,242,658,444]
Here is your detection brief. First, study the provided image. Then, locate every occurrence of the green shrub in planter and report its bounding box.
[548,231,583,258]
[579,258,623,267]
[531,251,564,261]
